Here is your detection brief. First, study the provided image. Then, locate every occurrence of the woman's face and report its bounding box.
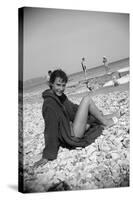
[51,77,66,96]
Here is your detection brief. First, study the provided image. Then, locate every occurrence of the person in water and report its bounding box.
[34,69,119,167]
[47,70,52,82]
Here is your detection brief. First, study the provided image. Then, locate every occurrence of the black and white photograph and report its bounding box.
[19,7,129,193]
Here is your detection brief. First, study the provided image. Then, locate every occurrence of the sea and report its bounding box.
[23,57,129,92]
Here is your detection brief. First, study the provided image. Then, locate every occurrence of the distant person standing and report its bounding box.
[103,56,109,74]
[81,57,92,91]
[81,57,87,81]
[81,57,86,73]
[47,70,52,82]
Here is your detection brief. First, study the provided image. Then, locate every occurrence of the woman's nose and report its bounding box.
[60,87,64,91]
[60,86,64,91]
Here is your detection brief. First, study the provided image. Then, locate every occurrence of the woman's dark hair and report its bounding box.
[49,69,68,88]
[48,70,52,75]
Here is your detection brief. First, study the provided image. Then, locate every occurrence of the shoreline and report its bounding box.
[22,57,129,93]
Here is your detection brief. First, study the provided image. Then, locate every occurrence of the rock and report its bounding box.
[122,138,130,148]
[105,153,112,159]
[86,146,96,155]
[47,181,71,191]
[110,152,120,160]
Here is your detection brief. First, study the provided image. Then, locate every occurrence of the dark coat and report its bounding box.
[42,89,103,160]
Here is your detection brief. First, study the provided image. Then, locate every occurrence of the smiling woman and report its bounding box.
[49,69,68,96]
[51,77,66,96]
[34,69,120,168]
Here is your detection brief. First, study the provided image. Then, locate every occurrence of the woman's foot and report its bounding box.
[103,116,118,128]
[104,110,120,120]
[114,110,121,119]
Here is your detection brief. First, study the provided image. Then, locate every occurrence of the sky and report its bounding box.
[22,7,129,80]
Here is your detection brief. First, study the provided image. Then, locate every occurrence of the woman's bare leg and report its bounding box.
[72,96,91,138]
[73,95,115,138]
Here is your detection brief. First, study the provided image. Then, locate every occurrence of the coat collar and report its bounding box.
[42,89,67,107]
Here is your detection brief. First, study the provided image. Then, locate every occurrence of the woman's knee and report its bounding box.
[82,95,92,105]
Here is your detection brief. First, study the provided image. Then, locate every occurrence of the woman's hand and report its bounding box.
[34,158,48,168]
[85,123,90,131]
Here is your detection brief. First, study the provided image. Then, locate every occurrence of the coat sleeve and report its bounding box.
[42,106,59,160]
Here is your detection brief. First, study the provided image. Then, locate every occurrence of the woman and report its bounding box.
[34,69,119,168]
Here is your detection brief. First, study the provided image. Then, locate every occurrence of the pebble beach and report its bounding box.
[19,72,130,193]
